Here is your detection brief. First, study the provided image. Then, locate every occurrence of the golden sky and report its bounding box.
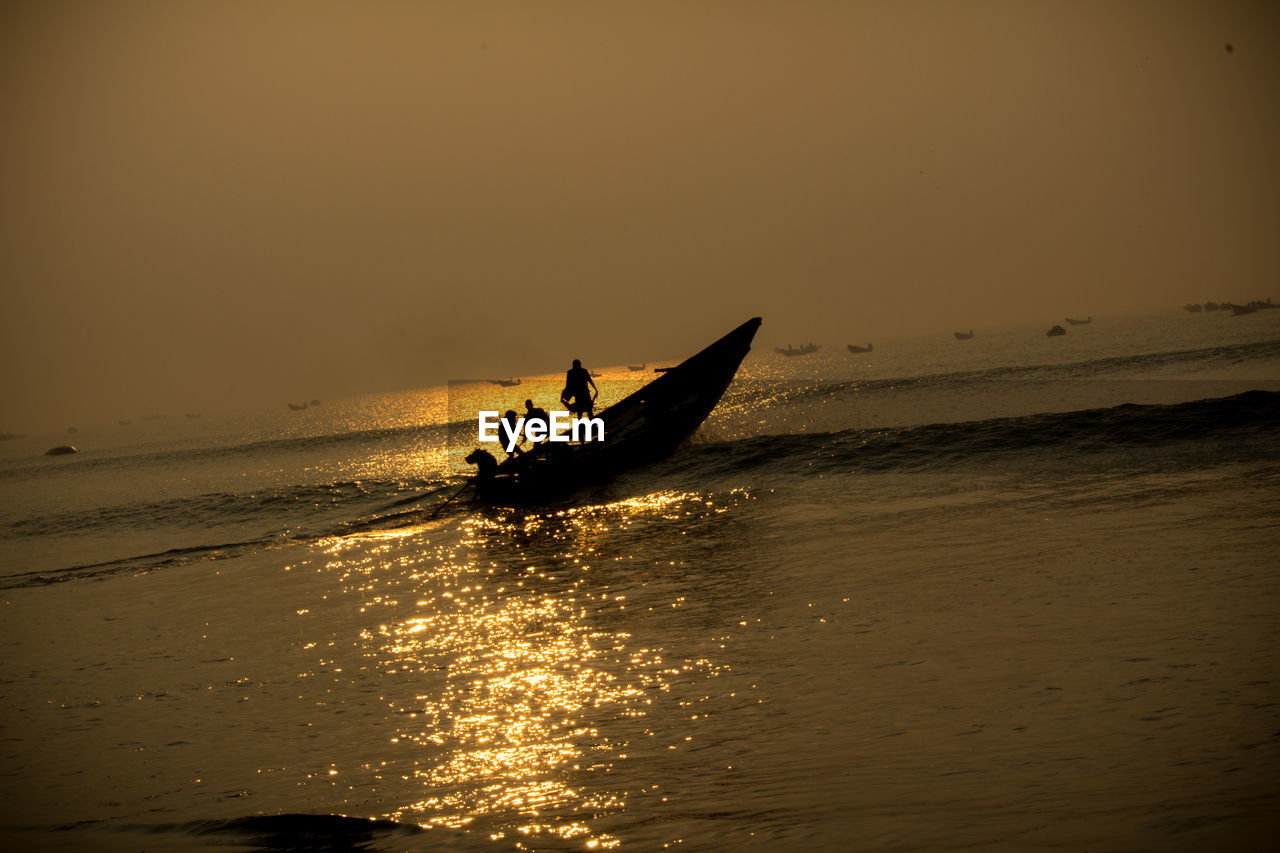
[2,1,1277,428]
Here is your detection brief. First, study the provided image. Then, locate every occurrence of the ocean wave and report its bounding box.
[4,478,444,538]
[725,339,1280,409]
[0,478,465,589]
[0,419,465,481]
[665,389,1280,480]
[6,392,1275,588]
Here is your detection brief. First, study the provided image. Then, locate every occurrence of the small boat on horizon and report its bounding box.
[775,343,819,356]
[288,402,308,411]
[1047,325,1067,337]
[627,364,646,371]
[488,378,522,387]
[1065,316,1092,325]
[954,330,974,340]
[1228,300,1273,315]
[846,343,873,354]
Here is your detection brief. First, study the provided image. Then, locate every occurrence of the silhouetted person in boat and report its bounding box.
[523,398,550,448]
[466,447,497,481]
[501,409,523,456]
[561,359,598,417]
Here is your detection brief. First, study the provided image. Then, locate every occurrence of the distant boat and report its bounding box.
[653,366,674,373]
[589,371,602,378]
[1230,300,1273,315]
[954,330,974,340]
[488,378,522,387]
[774,343,819,356]
[0,431,23,441]
[45,445,78,456]
[1065,316,1092,325]
[1204,302,1221,312]
[310,399,322,406]
[846,343,873,354]
[288,402,308,411]
[1047,325,1067,337]
[1185,304,1203,313]
[627,364,646,371]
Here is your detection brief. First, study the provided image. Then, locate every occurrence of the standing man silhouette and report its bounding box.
[561,359,598,418]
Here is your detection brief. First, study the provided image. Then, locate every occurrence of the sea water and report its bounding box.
[1,310,1278,850]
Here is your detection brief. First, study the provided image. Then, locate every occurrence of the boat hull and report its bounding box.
[474,318,762,504]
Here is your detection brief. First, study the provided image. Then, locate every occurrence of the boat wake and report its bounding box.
[0,477,470,589]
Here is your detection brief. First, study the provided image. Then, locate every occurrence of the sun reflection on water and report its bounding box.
[297,488,758,848]
[379,557,624,841]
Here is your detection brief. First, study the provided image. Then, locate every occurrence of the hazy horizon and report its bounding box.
[3,1,1278,432]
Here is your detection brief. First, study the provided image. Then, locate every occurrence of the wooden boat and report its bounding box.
[1184,304,1202,313]
[1065,316,1092,325]
[954,330,974,340]
[287,402,308,411]
[488,377,522,387]
[627,364,646,371]
[774,343,819,356]
[470,317,762,504]
[1047,325,1066,337]
[846,343,873,354]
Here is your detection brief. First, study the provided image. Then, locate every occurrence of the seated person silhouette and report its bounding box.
[465,447,497,480]
[500,409,523,456]
[560,359,598,418]
[523,398,550,447]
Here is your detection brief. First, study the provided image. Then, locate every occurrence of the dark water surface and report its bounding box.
[2,312,1278,850]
